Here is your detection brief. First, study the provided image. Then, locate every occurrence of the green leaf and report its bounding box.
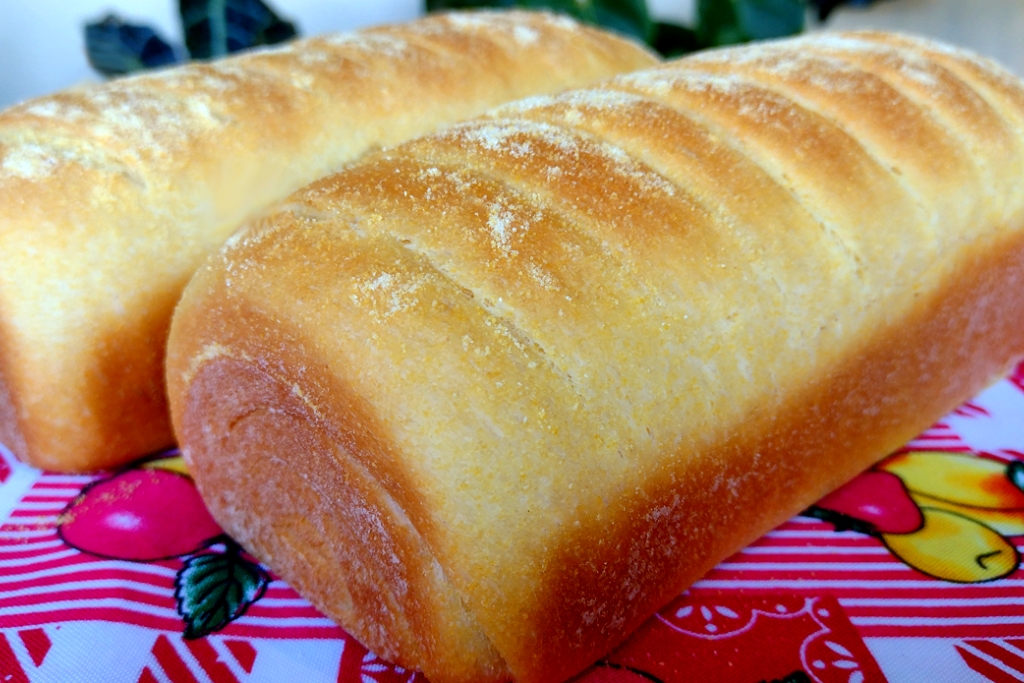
[651,21,700,57]
[696,0,805,47]
[591,0,654,44]
[174,548,269,639]
[179,0,298,60]
[696,0,743,47]
[735,0,805,41]
[84,15,182,77]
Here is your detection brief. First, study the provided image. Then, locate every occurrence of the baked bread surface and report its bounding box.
[167,32,1024,683]
[0,10,656,472]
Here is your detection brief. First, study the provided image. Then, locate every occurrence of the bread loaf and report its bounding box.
[165,31,1024,683]
[0,11,656,472]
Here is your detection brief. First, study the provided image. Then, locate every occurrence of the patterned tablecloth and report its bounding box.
[1,363,1024,683]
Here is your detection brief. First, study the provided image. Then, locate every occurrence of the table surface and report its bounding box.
[1,368,1022,683]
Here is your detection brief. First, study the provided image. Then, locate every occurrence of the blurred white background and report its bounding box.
[1,0,1022,109]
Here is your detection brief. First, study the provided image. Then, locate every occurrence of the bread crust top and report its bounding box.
[0,11,657,471]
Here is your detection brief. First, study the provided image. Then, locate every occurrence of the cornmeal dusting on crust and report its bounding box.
[486,200,523,257]
[1,144,59,180]
[512,25,540,46]
[320,32,411,59]
[353,270,432,322]
[524,261,557,291]
[513,87,654,115]
[452,118,677,198]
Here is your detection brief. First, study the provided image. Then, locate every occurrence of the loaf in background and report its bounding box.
[0,10,656,472]
[166,31,1024,683]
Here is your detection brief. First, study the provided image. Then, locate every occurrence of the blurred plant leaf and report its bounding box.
[809,0,845,20]
[427,0,653,43]
[651,22,700,58]
[735,0,805,40]
[697,0,805,47]
[591,0,654,44]
[696,0,743,48]
[179,0,298,60]
[84,15,182,77]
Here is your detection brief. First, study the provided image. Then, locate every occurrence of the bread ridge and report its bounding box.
[0,10,657,472]
[166,31,1024,683]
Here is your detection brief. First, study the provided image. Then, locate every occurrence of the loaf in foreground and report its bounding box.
[166,31,1024,683]
[0,11,656,473]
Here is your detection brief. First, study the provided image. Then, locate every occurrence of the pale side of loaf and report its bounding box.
[0,11,656,472]
[166,31,1024,683]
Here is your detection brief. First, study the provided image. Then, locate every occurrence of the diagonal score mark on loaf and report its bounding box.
[403,116,806,410]
[610,71,903,291]
[609,74,872,281]
[0,75,232,190]
[667,32,1024,310]
[674,48,976,256]
[682,37,998,180]
[393,121,722,414]
[820,32,1024,219]
[489,86,872,387]
[598,53,1022,327]
[701,33,1024,229]
[0,67,238,173]
[814,32,1024,155]
[287,186,592,428]
[0,131,148,188]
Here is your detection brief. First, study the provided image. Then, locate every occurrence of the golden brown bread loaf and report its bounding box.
[166,31,1024,683]
[0,11,656,472]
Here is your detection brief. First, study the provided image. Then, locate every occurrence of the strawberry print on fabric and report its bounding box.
[56,452,269,638]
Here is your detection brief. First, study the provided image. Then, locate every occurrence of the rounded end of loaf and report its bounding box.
[166,272,511,683]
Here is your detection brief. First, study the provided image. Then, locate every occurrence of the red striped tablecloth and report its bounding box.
[2,363,1024,682]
